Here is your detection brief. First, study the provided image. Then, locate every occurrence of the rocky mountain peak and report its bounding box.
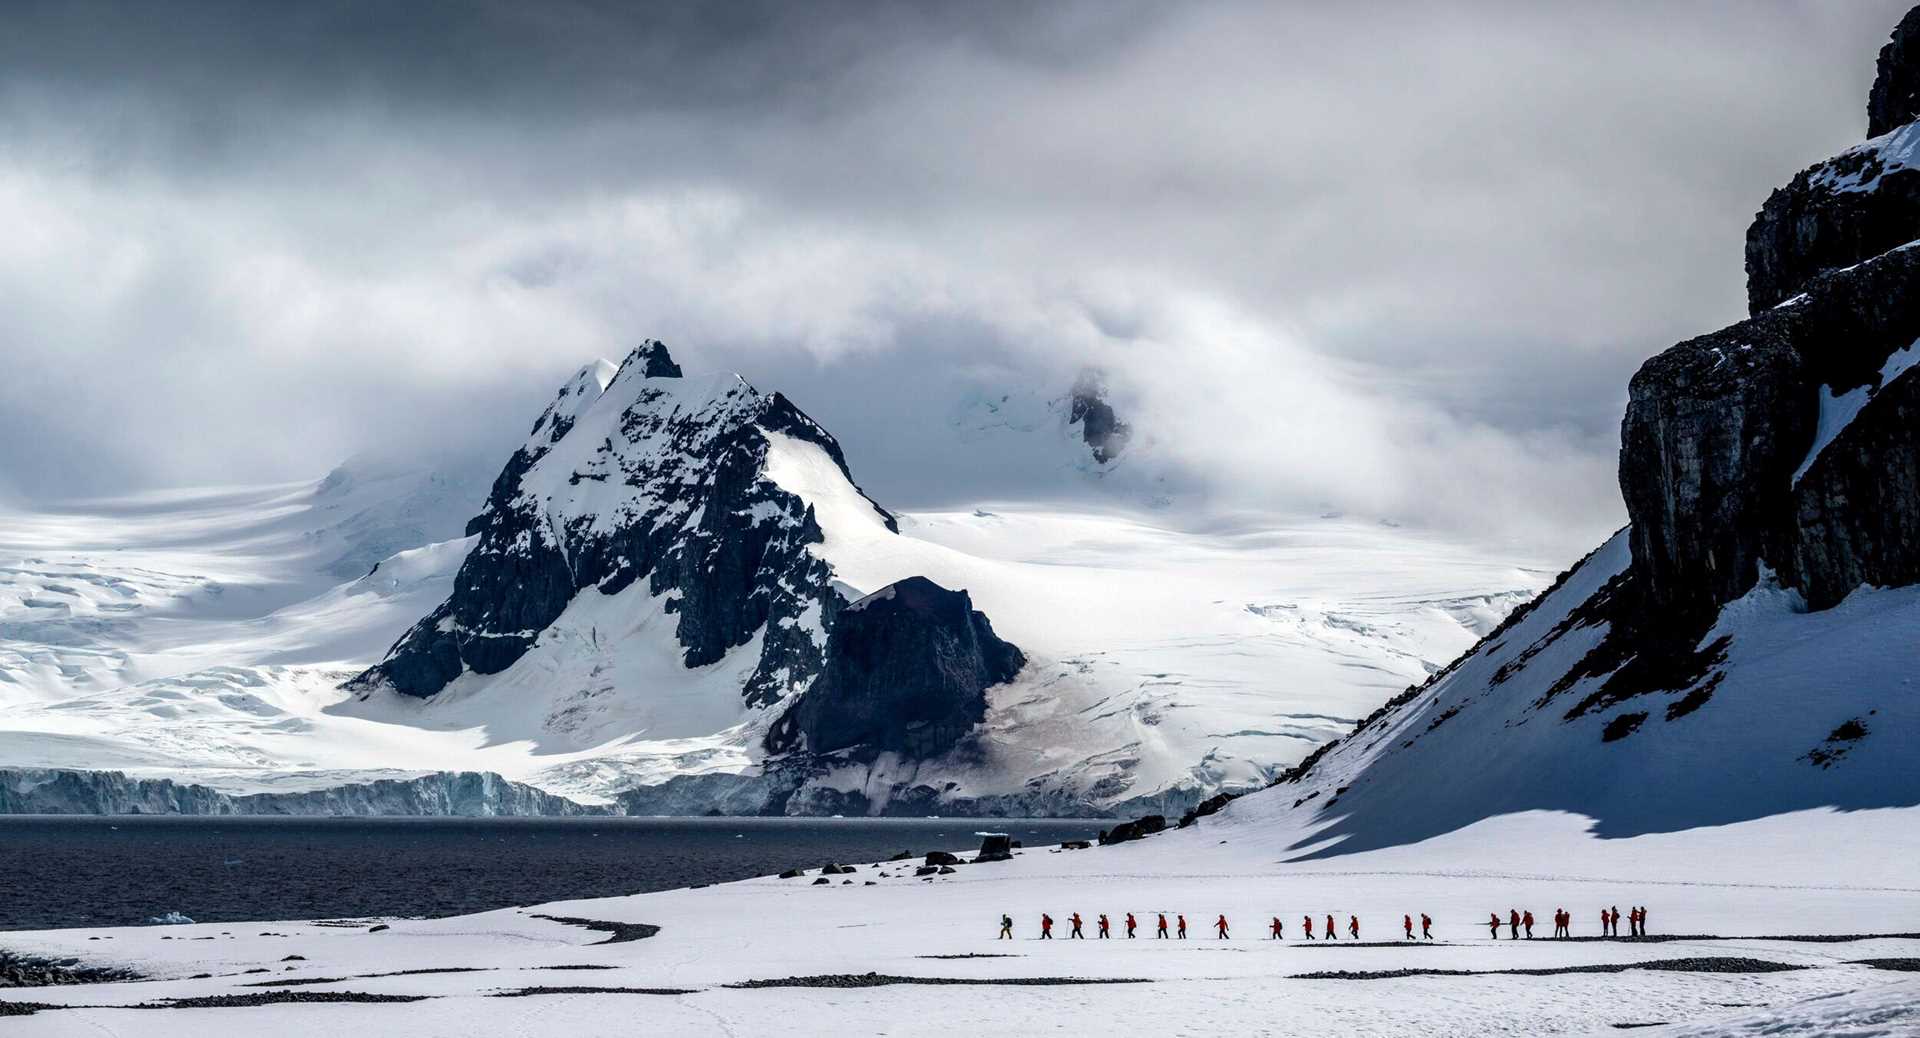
[1870,5,1920,138]
[623,339,684,380]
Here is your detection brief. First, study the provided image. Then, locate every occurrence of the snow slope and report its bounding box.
[3,806,1917,1035]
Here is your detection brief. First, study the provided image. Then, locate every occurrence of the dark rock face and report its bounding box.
[352,340,898,706]
[1627,205,1920,625]
[1785,367,1920,605]
[765,577,1026,758]
[1619,326,1811,622]
[1745,138,1920,313]
[1068,370,1131,464]
[1870,5,1920,137]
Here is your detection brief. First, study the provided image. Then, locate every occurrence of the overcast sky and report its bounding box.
[1,0,1907,557]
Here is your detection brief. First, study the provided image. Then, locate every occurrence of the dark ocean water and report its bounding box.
[0,816,1105,931]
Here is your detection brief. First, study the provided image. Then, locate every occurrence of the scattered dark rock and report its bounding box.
[1058,840,1091,850]
[936,866,956,875]
[367,924,389,933]
[887,850,914,861]
[279,956,306,962]
[819,863,857,874]
[924,851,962,867]
[1601,711,1649,743]
[778,868,806,879]
[914,865,940,877]
[811,877,831,885]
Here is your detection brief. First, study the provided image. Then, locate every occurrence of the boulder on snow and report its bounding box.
[974,834,1014,862]
[1059,840,1091,850]
[778,868,806,879]
[914,865,940,877]
[924,850,962,867]
[811,877,831,886]
[887,850,914,861]
[1097,814,1167,846]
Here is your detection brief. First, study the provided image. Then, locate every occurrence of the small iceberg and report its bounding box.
[145,911,195,926]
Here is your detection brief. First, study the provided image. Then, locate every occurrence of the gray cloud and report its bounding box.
[0,0,1906,557]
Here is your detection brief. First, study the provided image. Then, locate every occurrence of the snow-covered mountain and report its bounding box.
[1196,14,1920,855]
[0,341,1545,815]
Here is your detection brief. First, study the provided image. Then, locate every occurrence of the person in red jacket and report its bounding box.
[1303,915,1316,940]
[1270,916,1284,940]
[1488,912,1501,939]
[1126,912,1138,938]
[1508,909,1520,939]
[1156,913,1169,939]
[1177,914,1189,939]
[1348,915,1360,940]
[1040,913,1054,939]
[1421,913,1433,940]
[1326,913,1338,940]
[1522,910,1534,939]
[1098,913,1111,939]
[1404,914,1415,940]
[1070,912,1085,939]
[1215,914,1230,939]
[1608,905,1620,937]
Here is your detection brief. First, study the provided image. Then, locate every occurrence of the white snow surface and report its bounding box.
[0,410,1546,808]
[3,806,1918,1036]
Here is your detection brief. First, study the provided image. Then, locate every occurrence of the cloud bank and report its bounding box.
[0,0,1905,556]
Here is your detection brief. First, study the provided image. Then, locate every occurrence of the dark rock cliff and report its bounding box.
[766,576,1025,758]
[1871,5,1920,138]
[1748,10,1920,312]
[1591,1,1920,711]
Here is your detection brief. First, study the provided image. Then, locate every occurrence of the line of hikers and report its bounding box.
[1000,905,1650,941]
[1005,912,1402,941]
[1487,905,1649,939]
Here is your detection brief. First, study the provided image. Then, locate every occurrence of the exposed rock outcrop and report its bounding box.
[1748,9,1920,312]
[765,576,1025,758]
[1870,5,1920,138]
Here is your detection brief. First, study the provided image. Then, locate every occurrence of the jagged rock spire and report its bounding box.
[1869,5,1920,137]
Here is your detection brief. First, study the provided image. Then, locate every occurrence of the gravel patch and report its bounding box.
[528,914,660,945]
[729,973,1150,989]
[492,985,696,997]
[1853,958,1920,971]
[1292,957,1806,981]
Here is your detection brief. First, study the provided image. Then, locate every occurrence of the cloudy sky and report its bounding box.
[1,0,1907,557]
